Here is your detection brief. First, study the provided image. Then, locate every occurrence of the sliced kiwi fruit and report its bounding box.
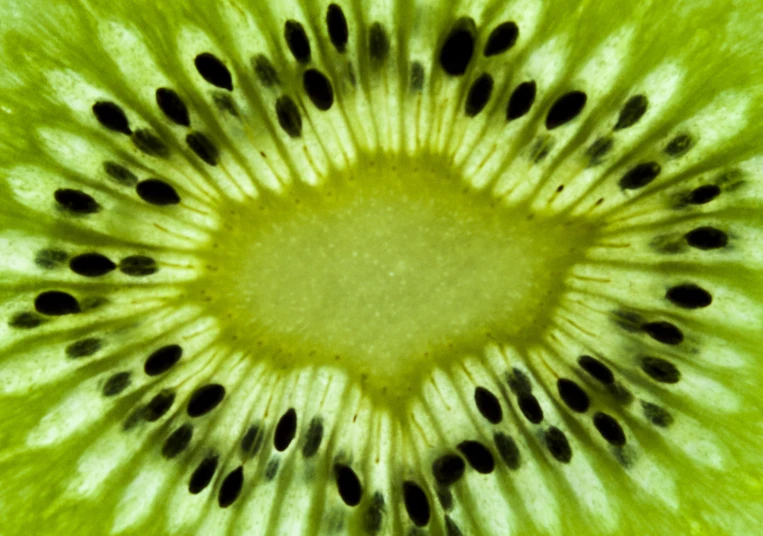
[0,0,762,534]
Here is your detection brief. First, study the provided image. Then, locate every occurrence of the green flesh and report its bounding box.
[0,0,762,535]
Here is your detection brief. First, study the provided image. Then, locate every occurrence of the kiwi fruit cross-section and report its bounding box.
[0,0,762,534]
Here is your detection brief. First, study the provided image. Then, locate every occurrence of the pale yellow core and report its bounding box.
[204,154,595,404]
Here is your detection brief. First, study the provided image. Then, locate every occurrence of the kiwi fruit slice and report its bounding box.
[0,0,762,534]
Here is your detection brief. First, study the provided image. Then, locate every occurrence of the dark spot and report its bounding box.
[335,464,362,506]
[364,492,385,534]
[186,132,219,166]
[666,284,712,309]
[276,96,302,138]
[104,162,138,186]
[642,401,674,427]
[119,256,158,277]
[685,227,728,250]
[614,94,648,130]
[474,386,502,424]
[194,52,233,91]
[218,466,244,508]
[643,321,684,345]
[518,393,543,424]
[586,137,613,166]
[664,134,693,157]
[212,93,238,118]
[92,101,131,135]
[253,54,280,87]
[187,383,226,417]
[189,454,218,494]
[544,426,572,463]
[264,458,280,480]
[35,291,80,316]
[144,344,183,376]
[9,312,45,329]
[545,91,587,129]
[327,4,349,53]
[464,73,493,117]
[274,408,297,451]
[132,129,169,158]
[557,378,590,413]
[69,253,116,277]
[483,21,519,56]
[123,408,144,431]
[303,69,334,111]
[641,357,681,383]
[55,189,100,214]
[285,20,311,63]
[302,417,323,457]
[439,18,476,76]
[613,310,645,332]
[136,179,180,206]
[241,424,263,457]
[143,389,175,422]
[457,440,494,474]
[162,424,193,459]
[506,81,537,121]
[578,355,615,385]
[402,481,430,527]
[445,516,464,536]
[103,372,131,397]
[593,412,626,446]
[66,337,102,358]
[507,367,532,395]
[493,432,520,470]
[431,454,465,485]
[155,88,190,127]
[609,382,634,405]
[619,162,661,190]
[368,23,389,66]
[35,249,68,269]
[437,489,453,510]
[410,62,425,92]
[686,184,721,205]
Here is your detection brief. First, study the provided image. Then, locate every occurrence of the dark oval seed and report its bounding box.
[368,23,389,66]
[69,253,116,277]
[687,184,721,205]
[55,189,100,214]
[614,94,648,130]
[364,492,385,534]
[432,454,465,485]
[664,134,693,157]
[303,69,334,111]
[586,137,613,165]
[144,389,175,422]
[439,18,476,76]
[132,129,170,158]
[326,4,349,52]
[276,96,302,138]
[144,344,183,376]
[410,62,425,92]
[66,337,102,358]
[194,52,233,91]
[9,312,45,329]
[285,20,311,63]
[92,101,132,134]
[619,162,662,190]
[302,417,324,458]
[643,321,684,345]
[265,459,279,481]
[507,367,532,395]
[253,54,280,87]
[156,88,190,127]
[104,162,138,186]
[641,357,681,383]
[464,73,493,117]
[557,378,590,413]
[119,255,158,277]
[35,249,67,269]
[517,393,543,424]
[403,481,430,527]
[666,284,712,309]
[189,455,219,494]
[544,426,572,463]
[274,408,297,451]
[494,432,520,470]
[457,440,495,474]
[578,355,614,385]
[187,384,226,417]
[506,81,537,120]
[593,412,626,446]
[685,227,728,250]
[545,91,587,129]
[335,464,362,506]
[241,424,263,457]
[641,401,674,427]
[162,424,193,459]
[186,132,219,166]
[484,21,519,56]
[35,291,80,316]
[218,466,244,508]
[474,386,503,424]
[136,179,180,206]
[103,372,131,397]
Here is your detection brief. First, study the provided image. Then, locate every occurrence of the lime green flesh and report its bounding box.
[0,0,762,536]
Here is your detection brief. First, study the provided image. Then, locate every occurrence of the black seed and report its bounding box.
[517,393,543,424]
[218,466,244,508]
[194,52,233,91]
[335,464,362,506]
[445,516,464,536]
[275,96,302,138]
[666,284,712,309]
[144,344,183,376]
[155,88,190,127]
[253,54,280,87]
[494,432,520,470]
[104,162,138,186]
[402,481,430,527]
[302,417,324,458]
[327,4,349,53]
[557,378,590,413]
[35,249,67,269]
[410,62,425,92]
[120,255,158,276]
[544,426,572,463]
[474,386,502,424]
[143,389,175,422]
[614,94,648,130]
[187,384,226,417]
[642,401,674,427]
[687,184,721,205]
[274,408,297,451]
[285,20,311,63]
[484,21,519,56]
[545,91,587,129]
[35,291,80,316]
[303,69,334,111]
[241,424,263,457]
[432,454,465,486]
[162,424,193,459]
[186,132,219,166]
[364,492,385,534]
[131,129,169,158]
[368,23,389,66]
[136,179,180,206]
[69,253,116,277]
[619,162,662,190]
[66,337,102,358]
[439,18,476,76]
[593,412,626,446]
[92,101,132,134]
[506,81,537,120]
[578,355,614,385]
[103,372,131,397]
[264,458,279,480]
[457,440,495,474]
[664,134,693,157]
[643,321,684,345]
[464,73,493,117]
[9,312,44,329]
[641,357,681,383]
[586,137,613,165]
[685,227,728,250]
[507,367,532,395]
[189,455,218,494]
[54,189,100,214]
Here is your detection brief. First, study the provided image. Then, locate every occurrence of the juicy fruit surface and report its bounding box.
[0,0,762,535]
